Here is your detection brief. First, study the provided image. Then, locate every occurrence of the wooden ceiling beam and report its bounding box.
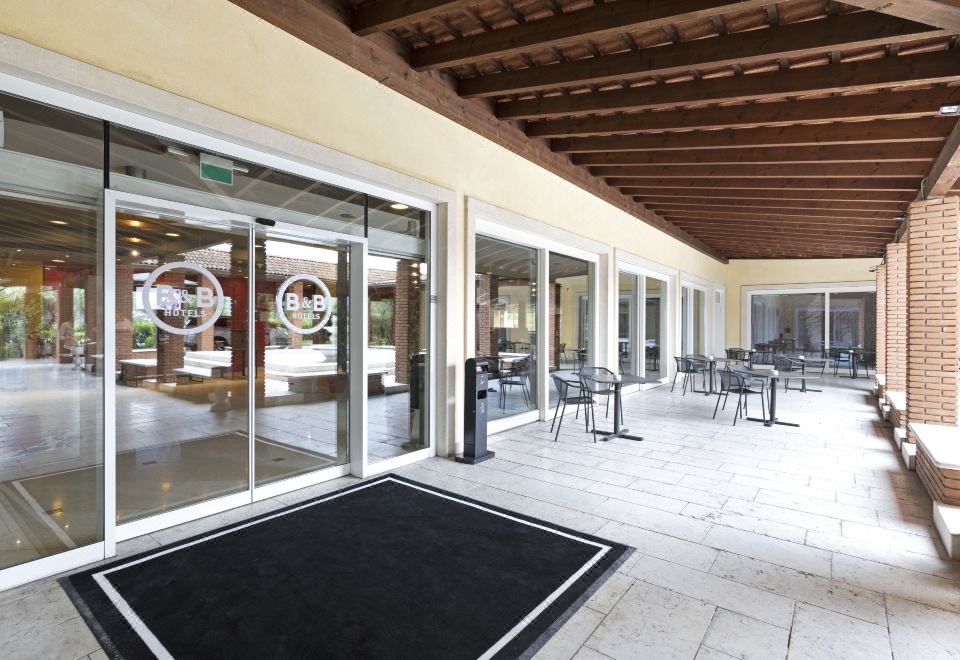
[572,143,940,165]
[496,50,960,120]
[843,1,960,33]
[636,198,907,211]
[591,163,927,178]
[608,177,922,190]
[527,87,960,138]
[553,117,951,153]
[410,0,772,70]
[923,116,960,196]
[671,225,894,241]
[647,206,900,221]
[351,0,473,36]
[459,12,943,98]
[627,188,913,201]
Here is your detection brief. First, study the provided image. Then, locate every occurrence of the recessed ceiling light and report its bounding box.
[128,219,143,228]
[51,259,65,263]
[50,220,68,225]
[939,104,960,116]
[125,237,145,243]
[130,250,140,257]
[389,203,410,211]
[165,232,181,237]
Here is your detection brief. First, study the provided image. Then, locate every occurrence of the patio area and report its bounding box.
[3,373,958,659]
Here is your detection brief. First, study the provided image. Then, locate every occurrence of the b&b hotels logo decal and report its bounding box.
[275,274,333,334]
[141,262,224,336]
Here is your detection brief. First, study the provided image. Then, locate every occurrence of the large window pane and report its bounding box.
[617,272,637,375]
[829,292,876,351]
[366,196,430,464]
[645,277,667,379]
[682,286,706,356]
[0,93,104,570]
[550,253,592,407]
[751,293,825,361]
[475,236,537,421]
[115,209,249,523]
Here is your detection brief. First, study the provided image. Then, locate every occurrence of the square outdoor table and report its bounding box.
[581,373,651,441]
[738,369,819,428]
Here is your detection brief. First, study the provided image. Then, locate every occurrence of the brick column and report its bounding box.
[155,272,185,383]
[906,197,960,440]
[886,243,908,395]
[875,262,886,392]
[475,274,496,358]
[115,265,135,367]
[393,259,421,384]
[550,283,561,368]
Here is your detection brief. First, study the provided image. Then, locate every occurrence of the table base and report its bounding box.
[746,417,800,428]
[594,428,644,442]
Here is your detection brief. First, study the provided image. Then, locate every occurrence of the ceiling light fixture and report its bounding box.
[51,259,65,263]
[939,104,960,116]
[130,249,140,257]
[164,144,192,158]
[128,219,143,228]
[389,202,410,211]
[126,237,145,243]
[165,232,181,237]
[50,220,68,225]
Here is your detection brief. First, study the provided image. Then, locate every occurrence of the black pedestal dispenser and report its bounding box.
[457,357,495,464]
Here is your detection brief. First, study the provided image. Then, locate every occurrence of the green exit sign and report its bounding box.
[199,152,234,186]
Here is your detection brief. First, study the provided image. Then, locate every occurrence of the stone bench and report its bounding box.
[909,422,960,559]
[173,365,227,383]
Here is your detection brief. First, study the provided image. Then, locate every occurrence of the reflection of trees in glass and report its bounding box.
[369,299,394,346]
[133,319,156,348]
[0,287,26,359]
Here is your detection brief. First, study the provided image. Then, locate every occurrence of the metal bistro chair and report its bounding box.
[579,366,623,424]
[550,373,595,441]
[828,347,852,376]
[715,367,767,426]
[498,356,531,410]
[671,356,706,395]
[577,372,610,443]
[773,354,805,392]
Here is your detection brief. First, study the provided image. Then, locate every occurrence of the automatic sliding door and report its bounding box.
[114,203,250,524]
[252,232,350,486]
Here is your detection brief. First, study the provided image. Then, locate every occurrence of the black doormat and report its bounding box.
[62,474,630,660]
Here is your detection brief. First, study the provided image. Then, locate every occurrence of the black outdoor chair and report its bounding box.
[550,373,595,441]
[672,356,706,395]
[577,372,611,443]
[579,366,623,423]
[828,348,853,376]
[498,357,531,410]
[714,368,767,426]
[773,354,805,391]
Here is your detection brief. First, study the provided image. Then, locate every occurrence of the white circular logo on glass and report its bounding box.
[275,274,333,335]
[141,261,225,336]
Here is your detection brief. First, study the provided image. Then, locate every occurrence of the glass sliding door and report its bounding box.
[829,292,876,352]
[474,236,538,421]
[0,93,105,572]
[645,277,667,379]
[618,272,638,376]
[252,232,350,486]
[681,286,705,356]
[114,202,251,524]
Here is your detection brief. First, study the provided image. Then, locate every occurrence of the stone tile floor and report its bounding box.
[2,374,959,659]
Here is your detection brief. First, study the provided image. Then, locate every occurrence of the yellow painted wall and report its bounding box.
[0,0,725,285]
[724,258,881,348]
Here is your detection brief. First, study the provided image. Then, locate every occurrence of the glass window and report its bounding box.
[751,293,826,361]
[0,93,104,570]
[365,197,431,463]
[829,292,876,352]
[682,286,706,356]
[645,277,667,379]
[617,272,638,375]
[109,125,366,236]
[550,252,593,407]
[475,236,538,421]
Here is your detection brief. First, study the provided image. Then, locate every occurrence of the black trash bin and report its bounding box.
[457,357,495,464]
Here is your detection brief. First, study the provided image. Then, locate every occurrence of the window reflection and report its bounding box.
[751,293,826,363]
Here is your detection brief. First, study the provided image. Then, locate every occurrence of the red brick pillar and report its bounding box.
[906,197,960,441]
[393,260,421,385]
[886,242,908,397]
[155,272,185,383]
[116,265,135,367]
[476,274,492,357]
[550,283,561,368]
[875,262,886,394]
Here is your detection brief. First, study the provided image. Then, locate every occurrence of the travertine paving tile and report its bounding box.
[787,603,891,660]
[701,609,789,660]
[885,595,960,660]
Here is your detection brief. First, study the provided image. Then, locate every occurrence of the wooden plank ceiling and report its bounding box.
[248,0,960,259]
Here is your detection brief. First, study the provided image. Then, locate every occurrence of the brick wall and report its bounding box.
[550,283,561,367]
[906,197,960,439]
[116,265,135,367]
[886,242,907,396]
[875,262,886,388]
[394,259,422,384]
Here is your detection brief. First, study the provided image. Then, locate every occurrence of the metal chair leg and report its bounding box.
[713,389,723,419]
[554,399,567,441]
[550,393,562,432]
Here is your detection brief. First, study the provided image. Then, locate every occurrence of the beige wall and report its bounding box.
[724,258,881,348]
